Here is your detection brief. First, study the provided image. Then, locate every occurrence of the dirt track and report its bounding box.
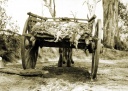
[0,55,128,91]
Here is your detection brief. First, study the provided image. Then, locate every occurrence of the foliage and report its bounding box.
[114,1,128,50]
[0,0,20,32]
[0,0,8,29]
[118,1,128,26]
[0,31,21,62]
[118,2,128,34]
[114,36,127,50]
[0,0,21,62]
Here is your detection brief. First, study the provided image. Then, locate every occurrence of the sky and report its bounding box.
[6,0,43,34]
[5,0,127,34]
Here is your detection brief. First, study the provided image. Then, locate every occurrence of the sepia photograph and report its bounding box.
[0,0,128,91]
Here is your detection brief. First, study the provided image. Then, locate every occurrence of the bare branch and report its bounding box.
[53,0,56,17]
[43,0,56,20]
[96,0,101,3]
[82,0,89,5]
[70,11,77,18]
[49,0,51,6]
[83,0,100,17]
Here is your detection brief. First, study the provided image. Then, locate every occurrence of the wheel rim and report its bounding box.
[21,18,29,69]
[21,18,39,69]
[91,19,102,79]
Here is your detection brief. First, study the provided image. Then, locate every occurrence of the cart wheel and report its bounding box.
[91,19,102,79]
[21,18,39,69]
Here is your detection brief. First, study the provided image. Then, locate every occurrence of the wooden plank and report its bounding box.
[27,12,88,21]
[88,15,97,22]
[23,33,87,41]
[39,40,87,49]
[0,68,49,76]
[22,33,99,49]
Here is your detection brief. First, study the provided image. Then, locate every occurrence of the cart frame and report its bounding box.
[21,12,102,79]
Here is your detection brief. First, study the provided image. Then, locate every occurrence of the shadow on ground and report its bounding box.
[6,61,91,83]
[42,66,90,82]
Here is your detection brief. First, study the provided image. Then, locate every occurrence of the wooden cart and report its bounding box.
[21,12,102,79]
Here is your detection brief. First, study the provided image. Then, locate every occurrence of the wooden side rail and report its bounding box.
[27,12,95,22]
[88,15,96,22]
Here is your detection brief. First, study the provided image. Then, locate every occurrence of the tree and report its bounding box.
[102,0,119,48]
[118,1,128,35]
[83,0,101,18]
[118,2,128,26]
[0,0,21,64]
[43,0,56,18]
[0,0,8,29]
[115,1,128,50]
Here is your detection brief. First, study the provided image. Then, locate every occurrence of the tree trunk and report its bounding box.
[43,0,56,19]
[102,0,119,48]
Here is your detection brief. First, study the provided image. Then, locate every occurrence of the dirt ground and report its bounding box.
[0,49,128,91]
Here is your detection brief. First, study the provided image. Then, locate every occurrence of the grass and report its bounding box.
[38,47,128,62]
[100,48,128,60]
